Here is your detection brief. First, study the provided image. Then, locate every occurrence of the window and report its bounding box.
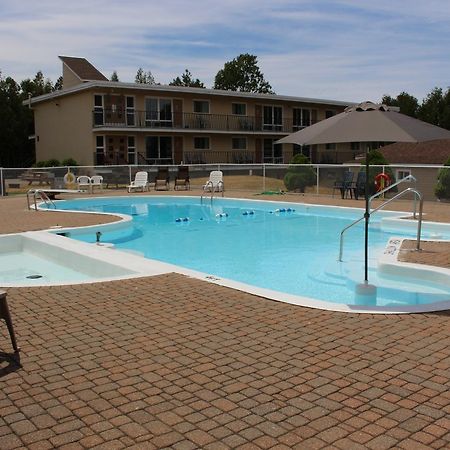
[145,136,173,162]
[95,135,105,164]
[127,136,136,164]
[263,106,283,131]
[193,100,209,113]
[194,137,210,150]
[94,95,104,125]
[263,139,283,163]
[293,144,311,159]
[325,110,336,118]
[232,137,247,150]
[232,103,246,115]
[293,108,311,130]
[126,96,135,126]
[351,142,360,151]
[396,169,411,181]
[325,143,337,150]
[145,98,172,125]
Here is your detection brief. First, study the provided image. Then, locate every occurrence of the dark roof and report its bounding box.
[59,56,108,81]
[379,139,450,165]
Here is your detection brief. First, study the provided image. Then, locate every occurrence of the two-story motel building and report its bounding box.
[28,56,356,166]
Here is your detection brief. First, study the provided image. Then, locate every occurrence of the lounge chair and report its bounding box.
[90,175,103,192]
[352,171,366,200]
[77,175,92,193]
[127,171,149,193]
[154,167,170,191]
[203,170,224,192]
[174,166,190,190]
[332,171,354,199]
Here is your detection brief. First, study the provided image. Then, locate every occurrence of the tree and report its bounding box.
[20,71,53,97]
[110,71,119,82]
[214,54,274,94]
[283,154,316,192]
[381,92,419,117]
[0,72,35,166]
[417,87,446,129]
[169,69,205,88]
[435,156,450,200]
[135,68,156,84]
[53,76,63,91]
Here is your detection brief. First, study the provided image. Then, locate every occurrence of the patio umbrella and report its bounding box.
[277,101,450,290]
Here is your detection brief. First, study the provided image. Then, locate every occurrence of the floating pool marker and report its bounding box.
[175,217,190,222]
[242,210,255,216]
[215,213,228,218]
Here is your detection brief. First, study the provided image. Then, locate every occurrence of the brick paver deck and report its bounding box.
[1,274,449,449]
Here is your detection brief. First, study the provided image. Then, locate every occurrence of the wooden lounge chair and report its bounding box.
[127,171,149,193]
[174,166,190,190]
[154,167,170,191]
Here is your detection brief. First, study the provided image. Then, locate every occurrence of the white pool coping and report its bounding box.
[6,195,450,314]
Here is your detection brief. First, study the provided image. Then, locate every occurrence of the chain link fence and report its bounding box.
[0,163,446,201]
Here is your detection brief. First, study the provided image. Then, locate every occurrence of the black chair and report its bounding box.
[174,166,190,190]
[154,167,170,191]
[1,291,19,354]
[332,171,354,199]
[352,171,366,200]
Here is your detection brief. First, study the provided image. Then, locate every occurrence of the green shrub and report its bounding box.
[435,157,450,200]
[35,159,61,167]
[45,159,61,167]
[361,149,396,195]
[62,158,78,166]
[283,154,316,192]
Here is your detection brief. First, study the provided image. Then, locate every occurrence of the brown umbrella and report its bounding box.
[277,101,450,287]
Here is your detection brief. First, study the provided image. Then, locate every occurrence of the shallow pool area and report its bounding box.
[36,195,450,313]
[0,232,175,287]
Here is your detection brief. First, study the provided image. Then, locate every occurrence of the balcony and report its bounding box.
[93,110,312,134]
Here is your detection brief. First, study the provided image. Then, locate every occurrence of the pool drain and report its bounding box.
[26,274,43,279]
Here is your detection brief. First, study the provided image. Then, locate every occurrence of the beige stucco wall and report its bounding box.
[34,91,93,165]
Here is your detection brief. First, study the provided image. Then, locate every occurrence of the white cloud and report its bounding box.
[0,0,448,100]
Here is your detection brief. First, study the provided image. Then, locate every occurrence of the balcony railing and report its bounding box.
[93,109,313,134]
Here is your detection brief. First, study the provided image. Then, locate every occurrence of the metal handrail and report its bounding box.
[369,174,418,217]
[339,183,423,262]
[200,180,224,203]
[27,189,56,210]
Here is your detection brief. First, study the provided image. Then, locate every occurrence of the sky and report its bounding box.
[0,0,449,103]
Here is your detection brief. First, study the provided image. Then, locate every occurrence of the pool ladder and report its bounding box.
[26,189,56,210]
[200,180,224,203]
[339,175,423,262]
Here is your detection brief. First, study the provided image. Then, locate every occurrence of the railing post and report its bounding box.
[316,165,320,195]
[263,164,266,193]
[129,165,132,184]
[0,168,4,197]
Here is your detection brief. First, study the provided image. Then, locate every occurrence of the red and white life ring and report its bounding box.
[374,173,391,192]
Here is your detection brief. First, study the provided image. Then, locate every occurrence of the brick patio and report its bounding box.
[1,192,450,449]
[1,274,449,449]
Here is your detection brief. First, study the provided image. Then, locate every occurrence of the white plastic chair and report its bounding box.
[203,170,224,192]
[76,176,92,193]
[90,175,103,192]
[128,171,149,193]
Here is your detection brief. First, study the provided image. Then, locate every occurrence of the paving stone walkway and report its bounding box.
[1,274,449,449]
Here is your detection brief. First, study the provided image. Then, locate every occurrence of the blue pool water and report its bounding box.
[51,196,450,308]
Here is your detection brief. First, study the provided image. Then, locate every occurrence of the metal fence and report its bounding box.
[0,163,447,202]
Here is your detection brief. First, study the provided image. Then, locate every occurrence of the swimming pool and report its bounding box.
[47,196,450,312]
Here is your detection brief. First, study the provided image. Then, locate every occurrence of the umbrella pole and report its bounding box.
[364,147,370,282]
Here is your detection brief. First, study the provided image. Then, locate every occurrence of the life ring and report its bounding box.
[374,173,390,192]
[63,172,76,185]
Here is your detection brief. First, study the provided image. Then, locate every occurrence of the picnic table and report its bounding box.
[20,171,53,186]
